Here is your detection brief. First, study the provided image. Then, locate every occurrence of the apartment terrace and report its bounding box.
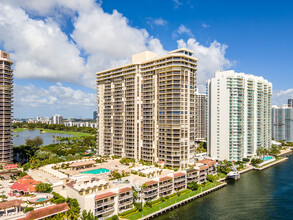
[95,192,116,218]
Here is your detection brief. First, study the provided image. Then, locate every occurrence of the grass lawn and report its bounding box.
[13,128,26,132]
[127,182,221,220]
[38,129,91,137]
[13,127,91,137]
[217,172,227,178]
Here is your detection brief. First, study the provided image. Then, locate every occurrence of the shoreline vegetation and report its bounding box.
[126,182,223,220]
[13,127,92,137]
[125,149,293,220]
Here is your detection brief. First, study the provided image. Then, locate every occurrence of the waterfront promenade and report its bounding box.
[129,150,293,219]
[139,182,227,220]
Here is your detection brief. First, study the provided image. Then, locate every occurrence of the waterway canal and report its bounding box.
[155,156,293,220]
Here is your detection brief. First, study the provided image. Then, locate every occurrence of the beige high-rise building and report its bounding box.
[97,49,197,167]
[195,92,206,141]
[0,50,13,164]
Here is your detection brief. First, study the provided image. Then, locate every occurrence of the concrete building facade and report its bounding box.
[288,98,293,108]
[272,105,293,142]
[0,50,13,164]
[51,114,63,124]
[97,49,197,167]
[207,70,272,161]
[195,92,206,141]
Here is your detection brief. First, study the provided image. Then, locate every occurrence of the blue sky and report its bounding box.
[0,0,293,118]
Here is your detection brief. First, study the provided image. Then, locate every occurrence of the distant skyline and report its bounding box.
[1,0,293,118]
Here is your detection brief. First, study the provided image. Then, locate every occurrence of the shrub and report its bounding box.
[242,158,250,162]
[23,207,34,213]
[134,202,142,212]
[111,215,119,220]
[118,207,137,217]
[251,158,263,166]
[18,172,28,178]
[54,197,66,204]
[207,175,216,182]
[187,182,199,191]
[35,183,52,193]
[145,200,152,208]
[51,192,66,204]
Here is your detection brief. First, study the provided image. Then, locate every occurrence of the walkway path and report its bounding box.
[139,182,227,220]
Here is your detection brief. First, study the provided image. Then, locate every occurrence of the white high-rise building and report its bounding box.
[51,114,63,124]
[207,70,272,161]
[272,105,293,142]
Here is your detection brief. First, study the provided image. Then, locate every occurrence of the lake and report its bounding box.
[155,156,293,220]
[13,129,73,146]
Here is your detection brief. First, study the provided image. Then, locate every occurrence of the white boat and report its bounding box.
[226,168,240,180]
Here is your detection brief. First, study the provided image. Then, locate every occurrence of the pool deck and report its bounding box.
[254,157,288,171]
[81,168,110,174]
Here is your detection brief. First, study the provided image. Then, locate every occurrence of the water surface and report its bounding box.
[13,129,73,146]
[155,156,293,220]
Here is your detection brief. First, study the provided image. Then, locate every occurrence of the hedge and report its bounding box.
[118,207,137,217]
[23,207,34,213]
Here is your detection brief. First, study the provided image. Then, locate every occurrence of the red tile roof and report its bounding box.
[119,187,131,194]
[66,182,75,188]
[199,165,209,170]
[95,192,116,200]
[144,180,158,186]
[3,164,18,170]
[174,172,185,178]
[10,182,29,192]
[198,159,217,167]
[17,203,69,220]
[159,176,173,182]
[0,200,24,209]
[10,175,41,193]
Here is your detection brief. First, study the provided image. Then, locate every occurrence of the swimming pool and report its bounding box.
[36,198,46,202]
[263,156,273,161]
[81,168,110,174]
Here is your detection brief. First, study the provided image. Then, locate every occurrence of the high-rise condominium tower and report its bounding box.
[51,114,63,124]
[195,92,206,141]
[0,50,13,164]
[272,105,293,142]
[288,98,293,108]
[207,70,272,161]
[97,49,197,167]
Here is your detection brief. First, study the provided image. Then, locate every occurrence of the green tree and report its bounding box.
[206,174,216,182]
[35,183,53,193]
[134,202,143,212]
[80,210,96,220]
[25,136,43,147]
[187,182,199,191]
[111,215,119,220]
[23,207,34,213]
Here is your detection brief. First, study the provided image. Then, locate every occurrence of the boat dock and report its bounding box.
[139,182,227,220]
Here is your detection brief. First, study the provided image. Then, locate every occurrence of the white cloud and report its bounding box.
[177,38,233,91]
[173,25,193,38]
[173,0,182,8]
[0,0,166,89]
[0,3,85,83]
[14,83,96,117]
[153,18,168,26]
[202,22,210,28]
[273,89,293,106]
